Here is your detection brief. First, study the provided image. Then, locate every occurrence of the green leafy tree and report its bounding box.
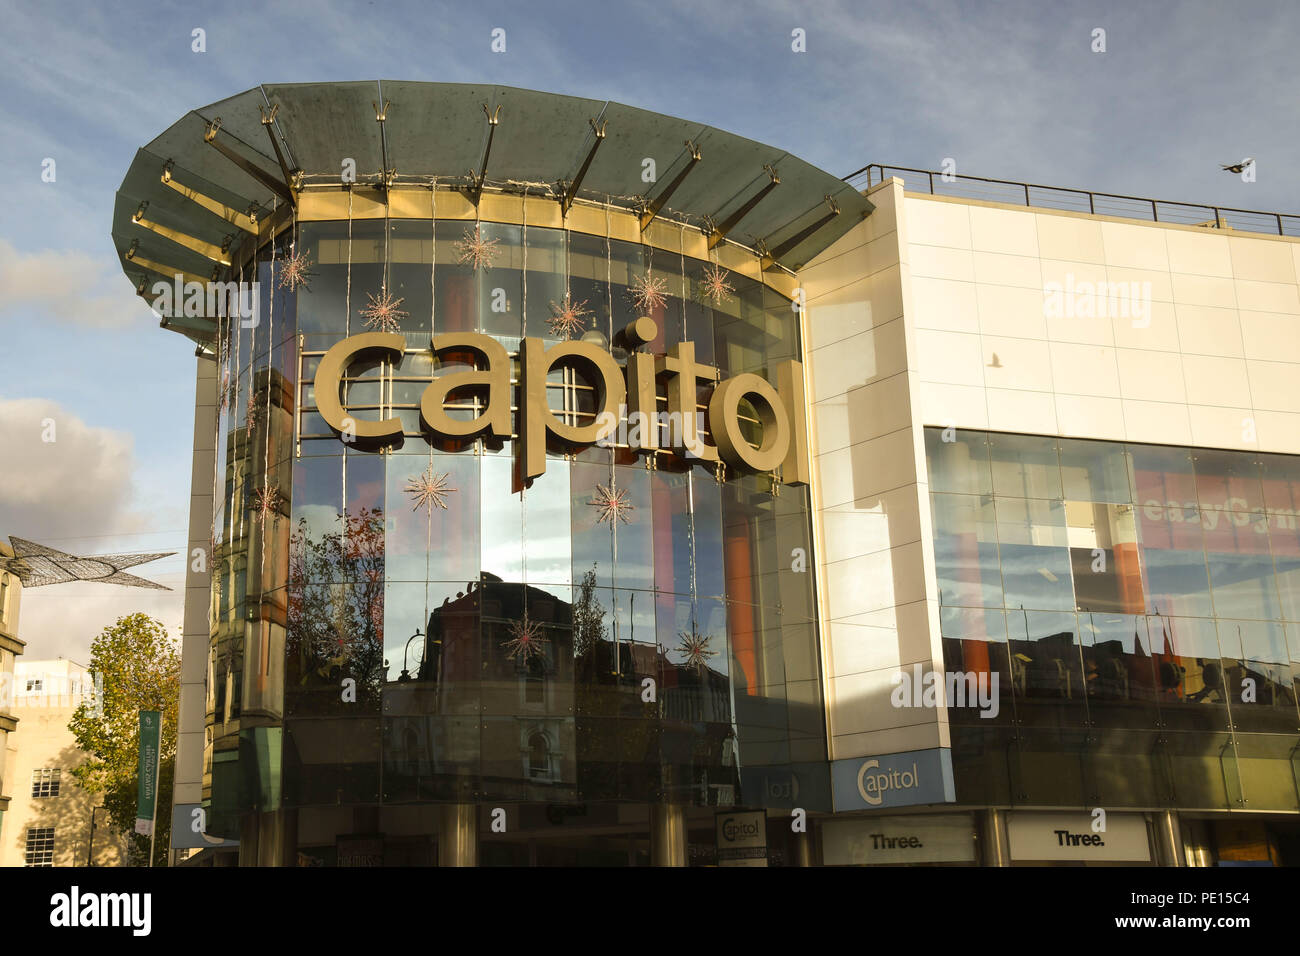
[69,613,181,866]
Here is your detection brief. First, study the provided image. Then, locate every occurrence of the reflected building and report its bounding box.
[113,84,1300,866]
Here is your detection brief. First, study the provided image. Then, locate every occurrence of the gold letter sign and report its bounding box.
[312,325,808,485]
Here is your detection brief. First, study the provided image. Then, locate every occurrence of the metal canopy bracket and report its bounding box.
[639,139,701,230]
[258,103,300,207]
[761,194,840,270]
[131,200,234,266]
[203,116,294,204]
[561,117,608,217]
[467,103,502,205]
[707,163,780,249]
[160,158,258,234]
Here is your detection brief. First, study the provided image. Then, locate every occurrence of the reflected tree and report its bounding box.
[287,506,386,710]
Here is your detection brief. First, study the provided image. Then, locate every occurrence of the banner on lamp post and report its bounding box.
[134,710,162,837]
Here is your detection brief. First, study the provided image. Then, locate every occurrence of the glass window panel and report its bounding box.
[524,226,568,340]
[384,454,480,583]
[925,427,993,496]
[1147,616,1231,729]
[1130,444,1198,514]
[611,465,654,593]
[1078,613,1160,722]
[1202,508,1280,621]
[1065,501,1144,613]
[994,497,1075,611]
[1058,438,1132,503]
[692,475,727,600]
[1193,448,1265,514]
[652,469,693,595]
[387,219,433,337]
[1270,518,1300,622]
[567,233,612,348]
[480,455,524,581]
[931,493,1003,609]
[1006,609,1086,710]
[989,433,1062,499]
[571,460,615,589]
[475,221,522,340]
[434,219,478,335]
[1261,452,1300,516]
[1135,494,1214,619]
[683,278,715,367]
[524,466,572,586]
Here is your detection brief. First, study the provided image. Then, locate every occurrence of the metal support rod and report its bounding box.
[438,803,479,866]
[639,139,701,229]
[1153,809,1185,866]
[982,808,1009,866]
[258,104,298,206]
[650,802,686,867]
[707,164,780,249]
[761,195,840,269]
[373,99,394,188]
[561,117,608,217]
[468,104,502,205]
[204,117,294,204]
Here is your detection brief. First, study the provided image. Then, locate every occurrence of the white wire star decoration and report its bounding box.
[404,465,457,512]
[676,624,717,673]
[502,616,549,663]
[360,285,408,332]
[629,272,669,314]
[547,293,590,340]
[251,484,280,527]
[590,482,635,525]
[699,263,734,304]
[456,226,500,271]
[278,248,314,291]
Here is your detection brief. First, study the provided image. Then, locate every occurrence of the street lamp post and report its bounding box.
[86,805,102,867]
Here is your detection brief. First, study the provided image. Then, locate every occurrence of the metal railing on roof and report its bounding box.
[844,163,1300,238]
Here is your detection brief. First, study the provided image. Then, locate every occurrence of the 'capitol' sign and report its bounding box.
[312,317,809,483]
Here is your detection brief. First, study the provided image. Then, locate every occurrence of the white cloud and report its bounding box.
[0,397,183,660]
[0,238,149,330]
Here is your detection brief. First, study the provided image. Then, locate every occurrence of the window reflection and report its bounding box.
[926,427,1300,746]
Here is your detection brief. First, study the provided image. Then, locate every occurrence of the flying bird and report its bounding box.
[1221,158,1254,174]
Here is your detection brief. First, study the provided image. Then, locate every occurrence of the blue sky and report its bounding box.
[1,0,1297,659]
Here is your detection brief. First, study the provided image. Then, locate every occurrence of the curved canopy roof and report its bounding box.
[112,81,871,344]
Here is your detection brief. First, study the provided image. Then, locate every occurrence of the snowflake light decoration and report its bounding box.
[278,248,314,291]
[629,272,669,314]
[360,285,408,333]
[456,226,500,271]
[251,484,280,527]
[547,293,590,340]
[404,465,457,512]
[502,616,549,664]
[245,396,259,434]
[676,625,716,673]
[590,483,634,526]
[699,263,734,304]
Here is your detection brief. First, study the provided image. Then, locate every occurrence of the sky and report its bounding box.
[0,0,1297,662]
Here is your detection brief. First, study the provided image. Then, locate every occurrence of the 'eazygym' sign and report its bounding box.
[313,317,809,484]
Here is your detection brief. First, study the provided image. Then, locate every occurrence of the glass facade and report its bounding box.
[204,214,825,838]
[927,427,1300,812]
